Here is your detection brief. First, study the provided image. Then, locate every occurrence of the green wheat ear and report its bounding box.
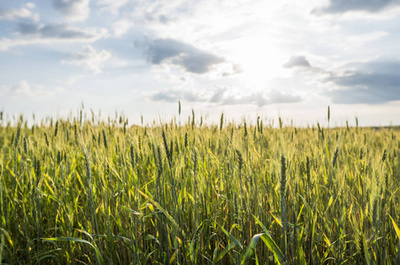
[184,132,188,148]
[332,148,339,168]
[54,121,58,137]
[102,129,108,149]
[130,144,135,169]
[14,125,21,149]
[280,155,287,259]
[23,137,27,154]
[191,109,195,129]
[44,132,49,147]
[327,106,330,122]
[220,113,224,131]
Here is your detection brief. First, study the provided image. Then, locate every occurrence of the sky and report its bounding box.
[1,0,400,127]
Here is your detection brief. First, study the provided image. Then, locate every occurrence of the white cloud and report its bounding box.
[0,23,108,51]
[12,80,33,96]
[53,0,90,22]
[0,5,39,21]
[66,74,85,84]
[128,0,281,43]
[26,3,36,9]
[346,31,389,46]
[0,81,63,98]
[62,45,111,74]
[97,0,129,16]
[113,19,133,37]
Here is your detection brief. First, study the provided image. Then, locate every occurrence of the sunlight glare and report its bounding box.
[229,36,287,88]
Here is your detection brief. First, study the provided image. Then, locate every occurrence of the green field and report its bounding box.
[0,109,399,264]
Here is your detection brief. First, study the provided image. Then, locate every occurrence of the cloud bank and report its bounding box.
[326,61,400,104]
[318,0,400,13]
[150,87,301,107]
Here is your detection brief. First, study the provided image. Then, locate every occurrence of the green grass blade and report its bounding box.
[36,254,57,264]
[0,228,13,248]
[241,233,263,265]
[190,219,208,264]
[42,237,104,265]
[297,229,306,265]
[214,242,236,264]
[361,233,372,265]
[135,186,184,236]
[260,234,285,264]
[389,215,400,241]
[216,222,243,251]
[253,215,286,264]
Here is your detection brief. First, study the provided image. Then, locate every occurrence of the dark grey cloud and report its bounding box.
[143,38,225,74]
[17,22,97,39]
[317,0,400,13]
[325,61,400,104]
[150,87,302,107]
[53,0,90,21]
[283,56,311,68]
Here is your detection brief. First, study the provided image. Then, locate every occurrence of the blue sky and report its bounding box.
[1,0,400,126]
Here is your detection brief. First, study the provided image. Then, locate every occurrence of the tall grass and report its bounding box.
[0,109,399,264]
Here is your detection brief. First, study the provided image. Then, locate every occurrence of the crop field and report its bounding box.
[0,108,399,264]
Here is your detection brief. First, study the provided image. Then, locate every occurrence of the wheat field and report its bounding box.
[0,108,399,264]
